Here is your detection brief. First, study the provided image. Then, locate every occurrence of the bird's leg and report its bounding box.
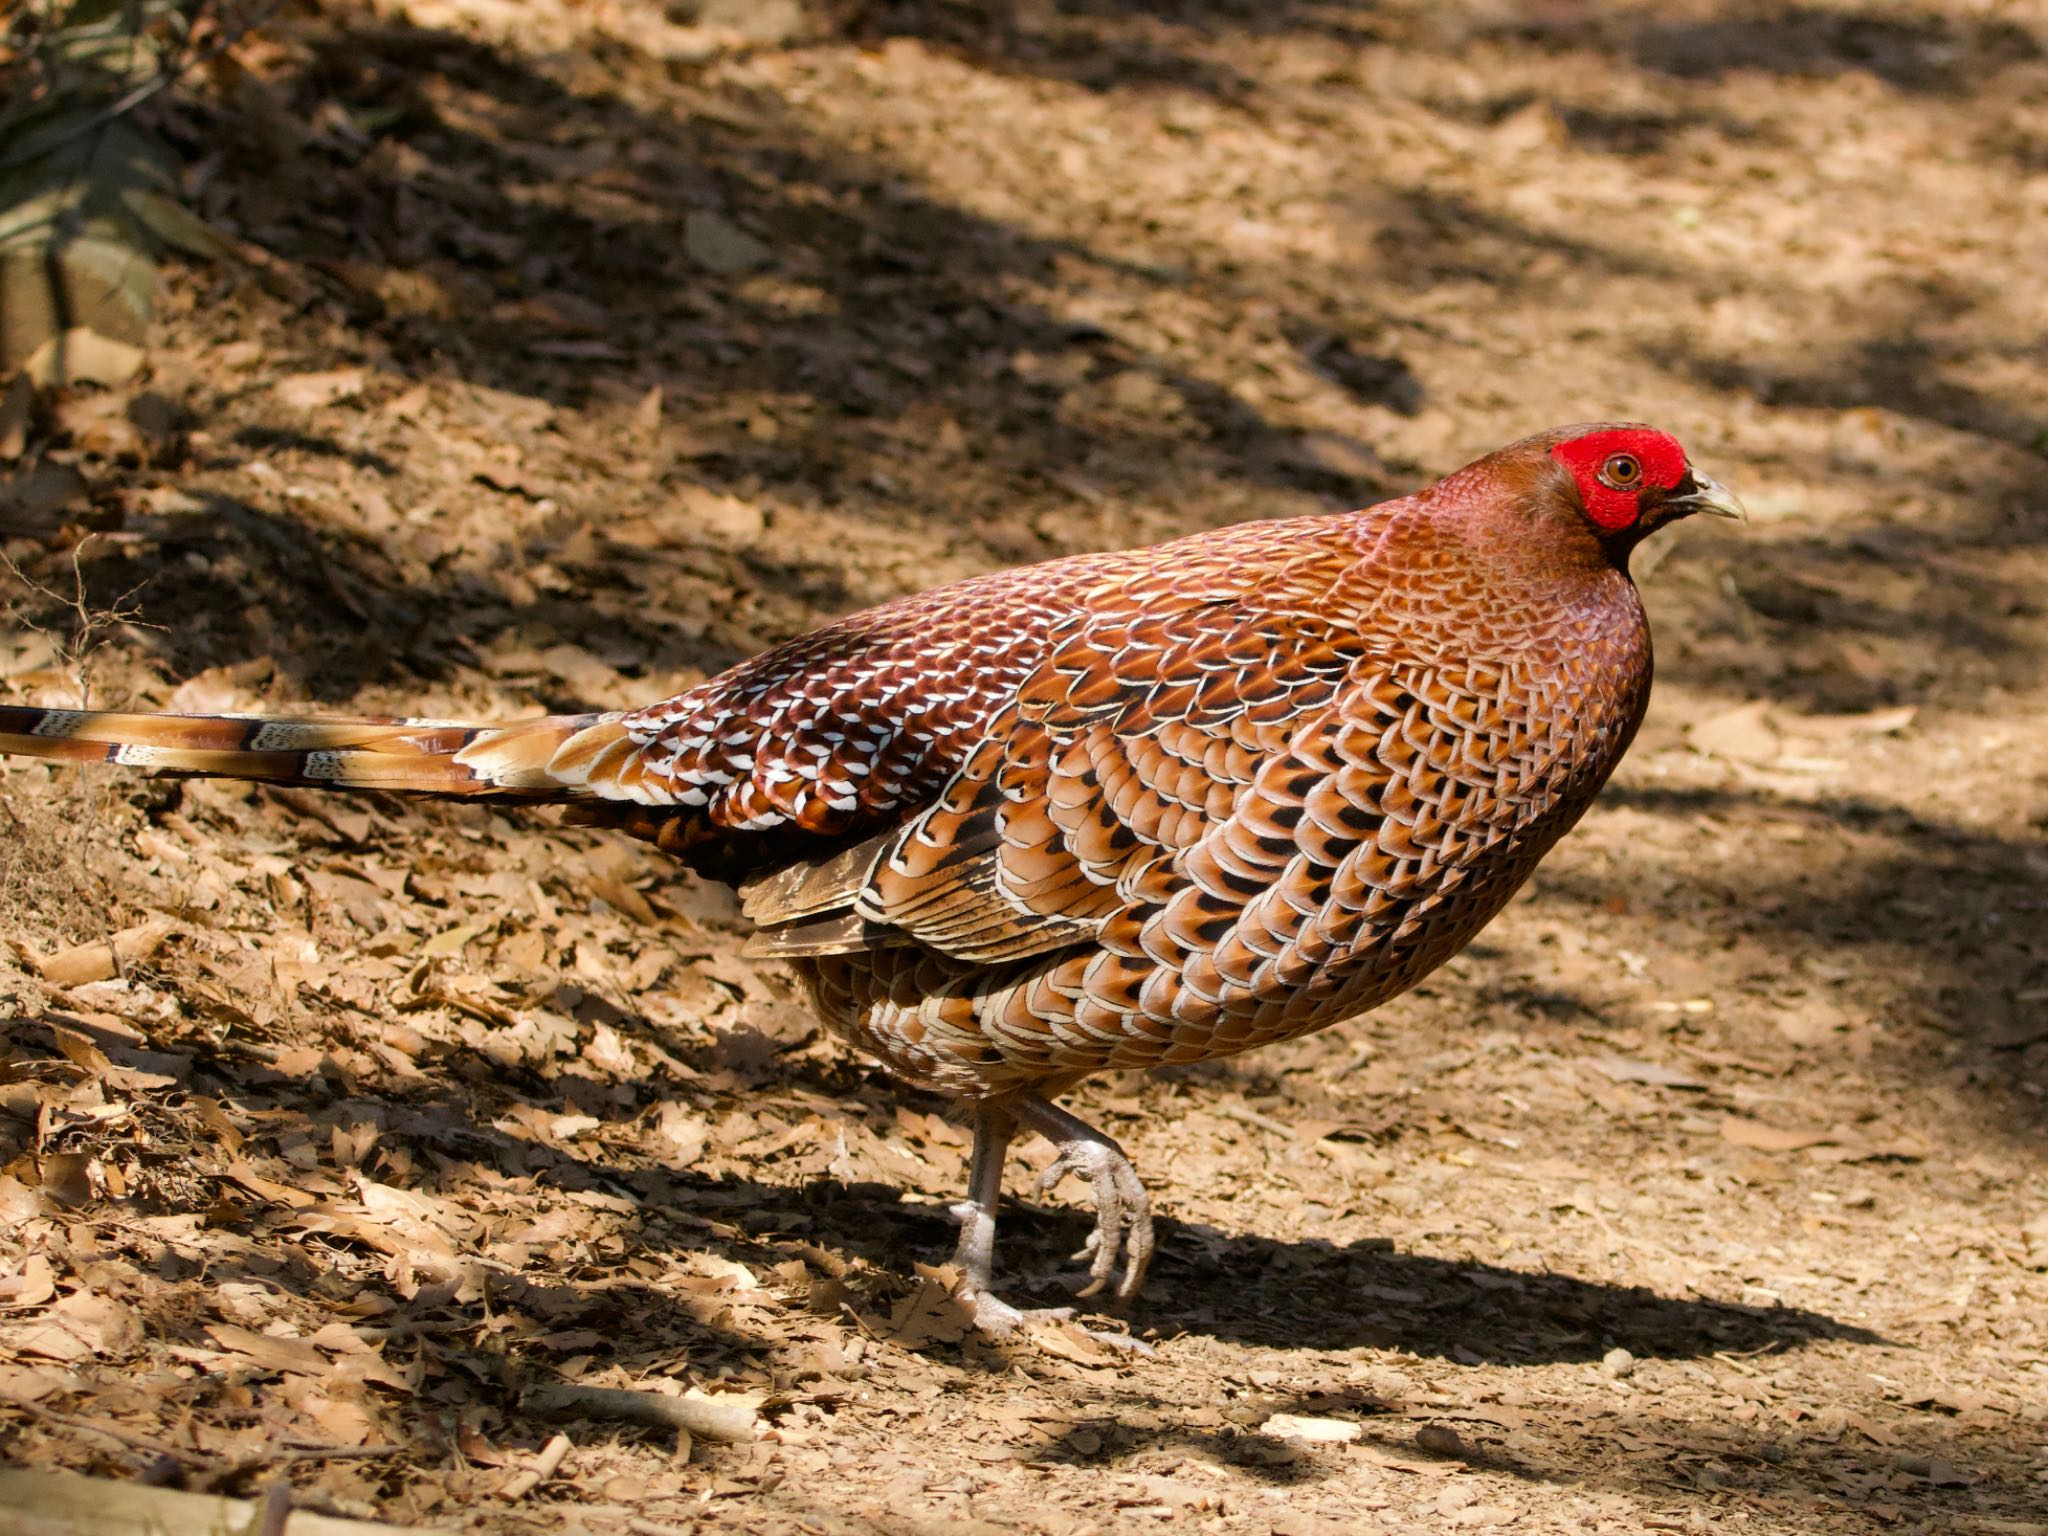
[949,1103,1075,1336]
[1014,1095,1154,1303]
[950,1104,1016,1298]
[941,1099,1156,1351]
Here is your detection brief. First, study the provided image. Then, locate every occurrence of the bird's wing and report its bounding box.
[554,546,1159,877]
[748,597,1631,1009]
[746,596,1374,961]
[580,515,1339,879]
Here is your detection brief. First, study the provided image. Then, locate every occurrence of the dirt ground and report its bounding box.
[2,1,2046,1532]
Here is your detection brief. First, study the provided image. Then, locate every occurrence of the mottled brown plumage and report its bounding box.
[0,423,1741,1332]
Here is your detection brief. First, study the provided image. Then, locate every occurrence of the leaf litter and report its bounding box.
[0,0,2046,1532]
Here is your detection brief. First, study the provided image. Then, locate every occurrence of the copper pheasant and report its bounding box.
[0,423,1741,1332]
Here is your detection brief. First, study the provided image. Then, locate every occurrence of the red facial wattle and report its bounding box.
[1549,428,1689,533]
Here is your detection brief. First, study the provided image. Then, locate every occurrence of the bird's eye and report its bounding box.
[1600,453,1643,490]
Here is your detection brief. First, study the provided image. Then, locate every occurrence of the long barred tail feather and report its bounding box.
[0,704,632,803]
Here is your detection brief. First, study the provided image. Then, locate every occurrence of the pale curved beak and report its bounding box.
[1674,470,1747,521]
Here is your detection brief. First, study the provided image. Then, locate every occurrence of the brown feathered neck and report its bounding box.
[1376,431,1633,602]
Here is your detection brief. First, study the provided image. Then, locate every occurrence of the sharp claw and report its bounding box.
[1019,1122,1153,1302]
[1080,1327,1158,1358]
[964,1289,1075,1339]
[988,1097,1161,1315]
[968,1292,1153,1352]
[1110,1163,1152,1300]
[1035,1150,1076,1198]
[1084,1239,1119,1292]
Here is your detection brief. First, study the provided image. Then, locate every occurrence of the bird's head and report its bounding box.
[1542,424,1745,552]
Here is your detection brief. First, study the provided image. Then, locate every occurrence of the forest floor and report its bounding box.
[2,1,2046,1532]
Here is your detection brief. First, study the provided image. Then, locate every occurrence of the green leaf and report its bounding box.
[53,229,157,342]
[0,252,62,372]
[50,0,178,73]
[120,186,229,259]
[0,1,218,374]
[0,165,87,252]
[22,324,148,387]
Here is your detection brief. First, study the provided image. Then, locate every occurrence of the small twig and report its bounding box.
[0,538,160,710]
[520,1383,757,1444]
[10,1399,402,1477]
[277,1439,406,1457]
[497,1430,573,1501]
[249,1479,291,1536]
[1333,1042,1376,1078]
[1213,1100,1297,1140]
[9,1399,204,1464]
[1711,1350,1764,1378]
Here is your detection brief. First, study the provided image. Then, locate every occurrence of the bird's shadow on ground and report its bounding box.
[60,996,1877,1372]
[890,1195,1884,1362]
[461,1105,1880,1369]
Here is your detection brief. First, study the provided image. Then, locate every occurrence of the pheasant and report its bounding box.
[0,423,1739,1332]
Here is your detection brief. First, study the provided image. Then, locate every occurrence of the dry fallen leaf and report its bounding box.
[1688,702,1780,764]
[35,919,177,988]
[1413,1423,1466,1457]
[2022,1212,2048,1268]
[878,1265,974,1348]
[1586,1055,1705,1090]
[1719,1116,1837,1153]
[205,1322,332,1377]
[23,328,146,387]
[1027,1320,1123,1368]
[0,1319,94,1364]
[274,367,367,410]
[1263,1413,1362,1443]
[675,483,765,543]
[36,1152,95,1208]
[421,919,495,957]
[631,384,663,436]
[1795,705,1918,738]
[49,1290,141,1356]
[5,1253,57,1309]
[684,211,774,274]
[223,1159,318,1209]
